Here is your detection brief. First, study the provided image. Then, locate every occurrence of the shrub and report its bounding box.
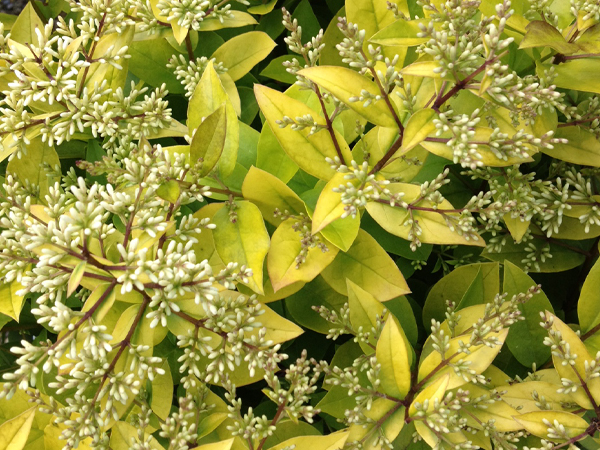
[2,0,600,449]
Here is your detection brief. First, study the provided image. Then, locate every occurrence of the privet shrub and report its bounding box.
[3,0,600,449]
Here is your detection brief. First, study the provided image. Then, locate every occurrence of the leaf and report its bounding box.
[241,167,306,226]
[67,260,87,297]
[365,183,485,247]
[347,279,386,352]
[190,439,235,450]
[542,126,600,166]
[188,62,239,177]
[311,172,361,251]
[578,259,600,335]
[402,109,438,152]
[267,431,349,450]
[260,55,299,84]
[197,11,258,30]
[110,421,165,450]
[514,411,589,440]
[417,329,508,390]
[7,137,60,202]
[298,66,399,128]
[370,18,430,46]
[501,381,581,414]
[256,123,299,183]
[547,59,600,95]
[376,315,412,398]
[503,261,553,367]
[190,104,228,177]
[460,384,521,432]
[9,4,44,45]
[262,421,321,449]
[0,280,26,322]
[321,229,410,301]
[348,399,405,449]
[519,21,578,54]
[0,407,36,450]
[268,219,339,291]
[247,0,278,14]
[409,374,449,417]
[151,360,173,421]
[254,84,352,180]
[211,31,276,82]
[128,38,184,94]
[248,302,303,344]
[212,201,270,294]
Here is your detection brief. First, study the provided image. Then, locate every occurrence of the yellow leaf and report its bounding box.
[67,260,87,297]
[347,280,386,352]
[190,104,227,177]
[366,183,485,247]
[9,4,44,45]
[245,302,303,345]
[156,180,181,204]
[188,62,238,177]
[267,431,349,450]
[0,407,36,450]
[409,374,449,417]
[402,109,438,152]
[267,219,339,291]
[501,381,581,414]
[151,360,173,421]
[321,229,410,301]
[211,31,276,82]
[298,66,399,128]
[254,84,352,180]
[197,11,258,30]
[0,280,25,322]
[519,20,578,54]
[347,399,405,449]
[212,201,270,294]
[241,167,306,226]
[514,411,589,440]
[110,421,165,450]
[578,259,600,335]
[247,0,277,14]
[376,315,412,398]
[190,439,235,450]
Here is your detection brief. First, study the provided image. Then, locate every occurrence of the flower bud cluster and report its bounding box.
[168,54,228,97]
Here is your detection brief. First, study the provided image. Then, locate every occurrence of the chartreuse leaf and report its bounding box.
[418,329,508,390]
[190,440,235,450]
[245,301,303,344]
[543,311,600,408]
[254,84,352,180]
[0,280,26,321]
[370,18,430,47]
[248,0,278,14]
[515,411,589,441]
[212,201,270,294]
[256,124,299,183]
[110,422,165,450]
[188,62,238,177]
[297,67,399,128]
[242,167,306,226]
[365,183,485,247]
[578,259,600,335]
[0,407,36,450]
[519,21,578,54]
[9,3,44,45]
[348,280,385,352]
[501,381,581,414]
[150,360,173,421]
[268,219,339,291]
[190,104,227,177]
[311,172,361,251]
[321,229,410,301]
[410,375,450,448]
[503,261,553,367]
[402,109,438,152]
[67,260,87,297]
[211,31,276,82]
[543,126,600,166]
[197,11,257,30]
[347,399,405,450]
[156,180,181,204]
[461,383,521,432]
[376,315,411,398]
[543,59,600,96]
[267,431,349,450]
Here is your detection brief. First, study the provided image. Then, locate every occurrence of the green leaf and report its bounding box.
[260,55,299,84]
[422,262,499,326]
[188,62,238,178]
[151,360,173,421]
[545,59,600,95]
[0,280,26,322]
[519,21,578,54]
[9,4,44,45]
[376,315,412,398]
[190,104,228,177]
[0,407,36,450]
[347,279,386,352]
[578,259,600,335]
[503,261,553,367]
[268,219,339,291]
[212,201,270,294]
[110,421,165,450]
[321,229,410,301]
[298,66,399,128]
[285,276,347,334]
[256,123,299,183]
[254,84,352,180]
[365,183,485,247]
[156,180,181,204]
[247,0,278,14]
[128,38,184,94]
[242,167,306,226]
[211,31,276,82]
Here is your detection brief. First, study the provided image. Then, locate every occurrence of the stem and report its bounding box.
[77,10,109,97]
[255,401,287,450]
[369,134,403,175]
[432,50,508,110]
[184,33,195,60]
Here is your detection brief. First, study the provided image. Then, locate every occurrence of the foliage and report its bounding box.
[3,0,600,449]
